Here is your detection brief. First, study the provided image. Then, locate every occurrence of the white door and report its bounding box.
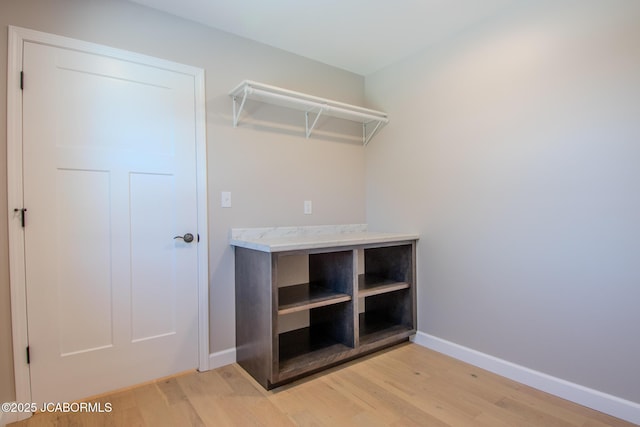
[22,40,201,403]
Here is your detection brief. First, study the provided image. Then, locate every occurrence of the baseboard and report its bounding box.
[208,347,236,369]
[0,403,21,427]
[413,332,640,425]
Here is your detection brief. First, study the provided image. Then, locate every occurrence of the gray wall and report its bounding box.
[0,0,366,402]
[3,0,639,410]
[365,0,640,403]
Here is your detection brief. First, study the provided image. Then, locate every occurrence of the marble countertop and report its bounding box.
[230,224,419,252]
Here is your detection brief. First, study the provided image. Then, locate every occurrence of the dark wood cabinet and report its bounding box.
[234,238,417,389]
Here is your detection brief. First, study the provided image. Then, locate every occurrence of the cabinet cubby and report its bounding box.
[279,301,353,379]
[359,289,413,345]
[234,239,416,389]
[358,244,414,346]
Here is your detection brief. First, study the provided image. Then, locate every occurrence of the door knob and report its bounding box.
[174,233,195,243]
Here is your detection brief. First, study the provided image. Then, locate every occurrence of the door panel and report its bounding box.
[56,169,113,356]
[56,69,177,155]
[22,41,200,403]
[130,172,177,342]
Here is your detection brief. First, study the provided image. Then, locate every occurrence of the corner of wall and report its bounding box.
[208,348,236,370]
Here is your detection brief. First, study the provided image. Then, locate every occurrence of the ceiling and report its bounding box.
[129,0,522,76]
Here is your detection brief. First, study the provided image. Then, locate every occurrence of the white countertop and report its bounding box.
[230,224,419,252]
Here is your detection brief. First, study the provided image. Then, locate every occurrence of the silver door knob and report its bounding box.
[174,233,195,243]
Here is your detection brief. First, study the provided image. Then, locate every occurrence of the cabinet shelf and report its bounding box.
[359,312,414,346]
[278,327,353,379]
[278,283,351,315]
[358,274,410,298]
[229,80,388,145]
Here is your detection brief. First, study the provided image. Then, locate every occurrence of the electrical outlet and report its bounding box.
[304,200,312,215]
[221,191,231,208]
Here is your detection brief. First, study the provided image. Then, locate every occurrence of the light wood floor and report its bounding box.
[11,343,635,427]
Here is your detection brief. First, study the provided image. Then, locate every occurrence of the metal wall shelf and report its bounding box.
[229,80,389,145]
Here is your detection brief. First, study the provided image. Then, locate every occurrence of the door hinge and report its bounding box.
[20,71,24,90]
[14,208,27,227]
[26,346,30,364]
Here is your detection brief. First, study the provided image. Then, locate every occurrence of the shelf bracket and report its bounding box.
[363,120,384,146]
[232,87,250,128]
[304,107,324,139]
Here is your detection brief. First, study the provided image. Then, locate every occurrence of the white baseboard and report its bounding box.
[208,347,236,369]
[0,403,20,427]
[413,332,640,425]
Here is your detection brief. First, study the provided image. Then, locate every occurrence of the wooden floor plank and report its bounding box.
[10,343,636,427]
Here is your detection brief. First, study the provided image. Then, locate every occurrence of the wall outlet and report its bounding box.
[304,200,312,215]
[221,191,231,208]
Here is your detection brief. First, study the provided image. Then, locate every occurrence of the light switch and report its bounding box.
[304,200,312,215]
[221,191,232,208]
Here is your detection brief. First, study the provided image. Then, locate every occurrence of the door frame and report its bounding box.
[7,26,210,413]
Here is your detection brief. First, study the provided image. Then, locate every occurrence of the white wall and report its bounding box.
[0,0,366,402]
[366,0,640,403]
